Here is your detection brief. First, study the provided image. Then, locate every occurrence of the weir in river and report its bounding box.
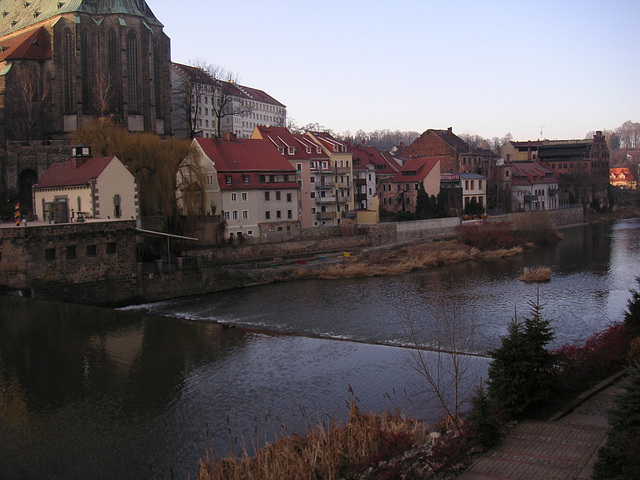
[1,219,638,479]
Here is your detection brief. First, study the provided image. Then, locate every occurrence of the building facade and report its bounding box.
[171,62,286,140]
[176,136,300,241]
[379,157,440,214]
[0,0,172,142]
[32,146,138,222]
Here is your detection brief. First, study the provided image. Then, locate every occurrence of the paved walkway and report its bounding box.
[458,374,627,479]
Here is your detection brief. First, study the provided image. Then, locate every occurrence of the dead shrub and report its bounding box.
[456,222,520,251]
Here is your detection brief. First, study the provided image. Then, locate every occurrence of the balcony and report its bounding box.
[355,193,367,202]
[335,167,350,174]
[524,195,539,203]
[316,211,335,220]
[316,182,334,189]
[354,178,366,186]
[342,210,357,218]
[315,195,337,204]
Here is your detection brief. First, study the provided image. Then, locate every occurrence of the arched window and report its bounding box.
[63,28,74,113]
[80,29,90,113]
[107,29,120,113]
[153,38,162,117]
[126,31,139,112]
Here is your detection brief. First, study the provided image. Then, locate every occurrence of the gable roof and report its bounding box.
[233,84,285,108]
[511,162,558,186]
[172,63,217,86]
[307,131,348,153]
[348,144,400,174]
[0,0,163,37]
[254,126,328,161]
[391,157,439,183]
[402,127,472,159]
[195,137,296,173]
[0,26,50,61]
[34,156,115,188]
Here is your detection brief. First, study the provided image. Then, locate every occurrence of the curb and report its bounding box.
[547,369,627,422]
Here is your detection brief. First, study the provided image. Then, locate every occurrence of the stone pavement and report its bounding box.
[458,373,627,479]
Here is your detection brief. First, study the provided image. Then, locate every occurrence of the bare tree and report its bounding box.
[11,63,50,140]
[404,292,483,431]
[91,72,116,118]
[175,146,208,215]
[173,60,215,139]
[207,65,252,138]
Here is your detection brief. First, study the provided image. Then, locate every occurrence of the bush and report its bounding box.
[512,212,562,246]
[456,221,520,251]
[466,387,505,450]
[592,367,640,480]
[624,277,640,335]
[553,323,633,393]
[487,298,556,418]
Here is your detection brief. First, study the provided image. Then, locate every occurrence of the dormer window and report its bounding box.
[288,146,295,155]
[306,146,311,154]
[278,146,285,154]
[225,175,232,184]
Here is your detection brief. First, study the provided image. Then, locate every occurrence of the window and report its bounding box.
[276,191,281,201]
[126,31,140,112]
[207,174,213,185]
[87,245,97,257]
[226,175,232,184]
[243,175,249,184]
[66,246,77,260]
[232,211,238,220]
[106,243,116,254]
[286,193,292,202]
[45,248,56,261]
[276,210,281,219]
[265,211,271,219]
[241,192,248,202]
[264,192,270,201]
[310,176,315,183]
[231,193,238,202]
[224,211,230,220]
[310,192,315,199]
[287,210,292,219]
[242,210,248,220]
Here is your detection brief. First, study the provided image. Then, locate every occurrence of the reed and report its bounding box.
[198,402,428,480]
[519,267,552,282]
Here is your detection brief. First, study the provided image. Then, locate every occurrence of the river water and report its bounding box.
[1,218,639,479]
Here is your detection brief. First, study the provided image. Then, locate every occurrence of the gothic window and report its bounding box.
[80,29,90,113]
[107,29,120,113]
[63,28,73,113]
[153,39,162,117]
[126,31,140,113]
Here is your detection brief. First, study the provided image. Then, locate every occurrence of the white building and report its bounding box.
[33,146,138,222]
[171,63,286,139]
[511,162,560,211]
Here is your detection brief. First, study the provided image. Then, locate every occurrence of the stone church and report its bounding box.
[0,0,172,214]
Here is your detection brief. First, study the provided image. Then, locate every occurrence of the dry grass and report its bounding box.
[519,267,552,283]
[197,402,428,480]
[298,241,525,280]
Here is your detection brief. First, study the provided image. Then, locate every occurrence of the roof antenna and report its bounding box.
[538,125,546,140]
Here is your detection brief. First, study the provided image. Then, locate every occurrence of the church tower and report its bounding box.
[0,0,172,142]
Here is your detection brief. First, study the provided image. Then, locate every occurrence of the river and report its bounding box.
[1,218,639,479]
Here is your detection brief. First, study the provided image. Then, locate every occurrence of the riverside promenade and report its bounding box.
[458,373,627,479]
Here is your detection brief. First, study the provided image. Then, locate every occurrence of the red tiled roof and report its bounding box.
[511,162,558,186]
[349,144,400,174]
[34,156,115,188]
[234,84,285,107]
[255,126,329,161]
[610,168,635,181]
[195,138,298,190]
[391,157,439,183]
[172,63,217,86]
[0,26,51,61]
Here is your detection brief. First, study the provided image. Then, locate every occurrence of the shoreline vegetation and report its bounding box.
[197,210,640,480]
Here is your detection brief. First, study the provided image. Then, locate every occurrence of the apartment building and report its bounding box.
[176,136,299,240]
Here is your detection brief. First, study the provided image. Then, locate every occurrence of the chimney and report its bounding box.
[222,132,237,142]
[71,144,92,169]
[447,127,453,134]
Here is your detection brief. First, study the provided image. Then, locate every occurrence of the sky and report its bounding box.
[151,0,639,141]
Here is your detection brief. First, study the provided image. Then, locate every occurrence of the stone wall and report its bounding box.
[486,207,584,229]
[0,220,139,304]
[396,217,461,242]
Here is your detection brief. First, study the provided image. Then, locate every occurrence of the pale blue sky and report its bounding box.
[151,0,639,141]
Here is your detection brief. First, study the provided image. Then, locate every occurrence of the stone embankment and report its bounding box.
[0,207,587,306]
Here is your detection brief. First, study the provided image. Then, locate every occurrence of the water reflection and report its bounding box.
[1,218,639,479]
